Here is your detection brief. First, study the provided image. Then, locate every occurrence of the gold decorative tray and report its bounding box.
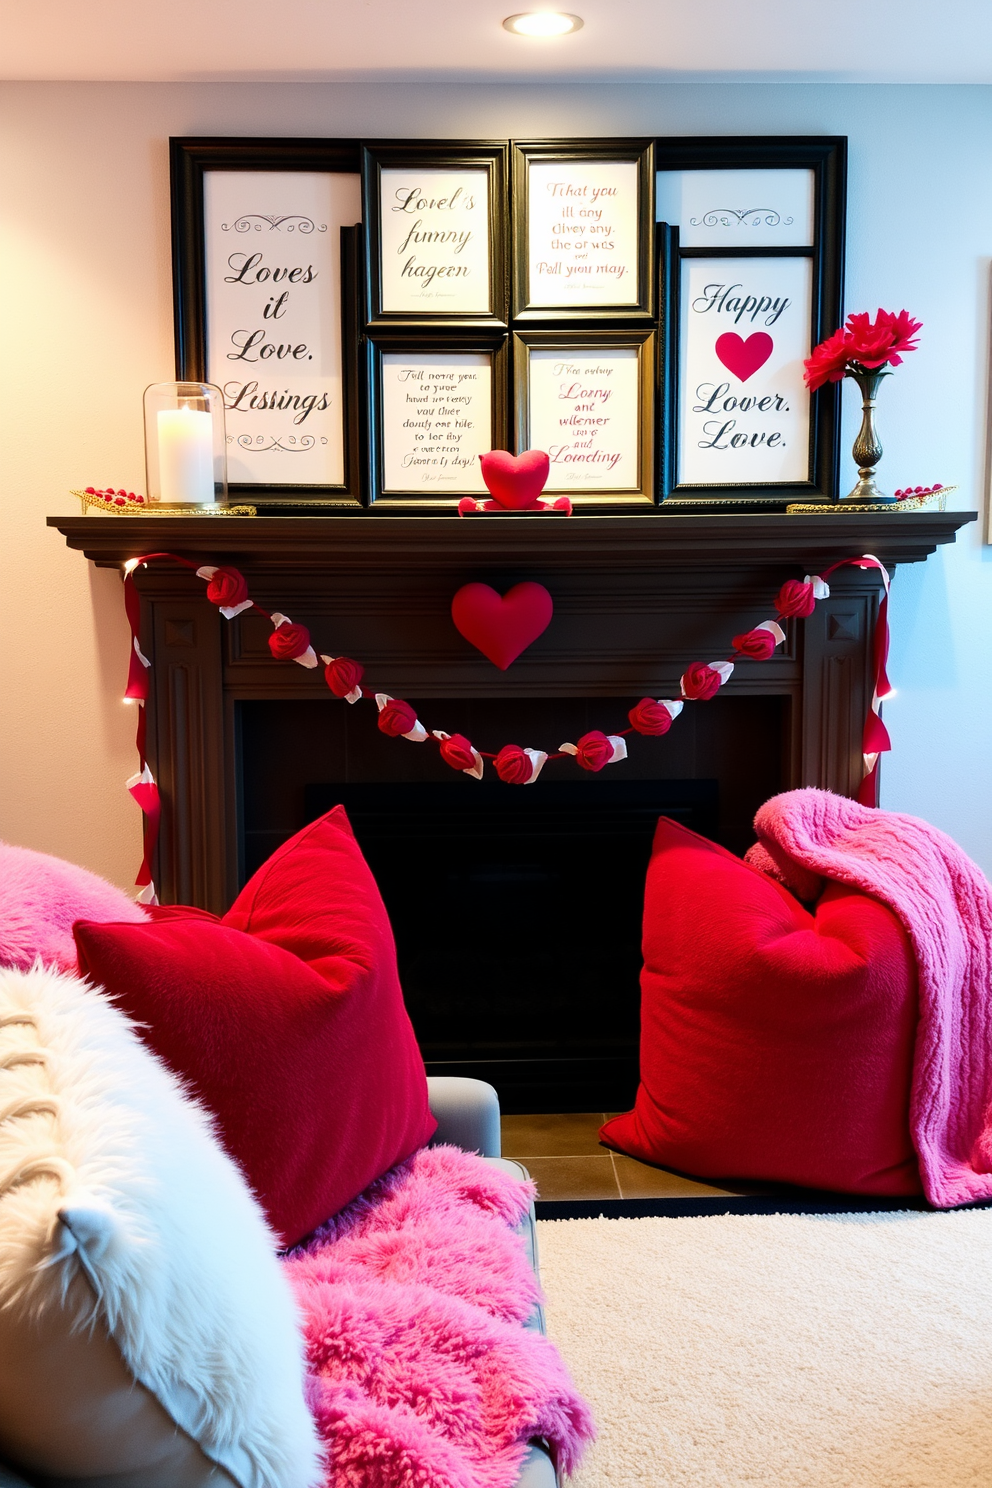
[787,487,955,514]
[72,491,256,517]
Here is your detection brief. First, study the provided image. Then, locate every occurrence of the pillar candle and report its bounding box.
[157,406,215,505]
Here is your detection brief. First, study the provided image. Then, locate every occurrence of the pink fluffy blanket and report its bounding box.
[282,1145,594,1488]
[746,789,992,1208]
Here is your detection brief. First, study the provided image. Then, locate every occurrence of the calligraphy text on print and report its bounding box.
[691,280,792,456]
[535,180,626,287]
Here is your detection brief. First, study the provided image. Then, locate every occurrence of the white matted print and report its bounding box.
[528,160,640,307]
[528,347,641,492]
[204,170,360,487]
[378,170,490,314]
[381,353,491,494]
[656,169,815,249]
[679,257,812,486]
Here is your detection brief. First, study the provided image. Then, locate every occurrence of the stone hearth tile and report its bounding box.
[524,1156,621,1201]
[612,1154,746,1199]
[501,1112,607,1159]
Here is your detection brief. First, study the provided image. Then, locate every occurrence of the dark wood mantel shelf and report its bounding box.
[50,509,975,572]
[51,508,976,912]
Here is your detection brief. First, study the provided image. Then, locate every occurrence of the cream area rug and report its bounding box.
[537,1211,992,1487]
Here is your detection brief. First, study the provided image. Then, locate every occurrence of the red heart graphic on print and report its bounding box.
[451,581,553,670]
[715,332,774,382]
[479,450,550,510]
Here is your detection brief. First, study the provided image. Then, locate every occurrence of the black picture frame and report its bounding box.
[513,328,656,507]
[170,134,846,516]
[170,137,364,509]
[365,332,509,507]
[655,136,847,506]
[362,141,510,330]
[512,139,655,323]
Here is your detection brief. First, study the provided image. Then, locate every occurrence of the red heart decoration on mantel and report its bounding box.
[479,450,550,509]
[451,582,553,670]
[714,331,774,382]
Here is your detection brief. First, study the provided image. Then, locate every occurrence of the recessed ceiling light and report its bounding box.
[502,12,584,36]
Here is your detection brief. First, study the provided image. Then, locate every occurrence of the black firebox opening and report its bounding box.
[238,695,786,1112]
[304,779,716,1113]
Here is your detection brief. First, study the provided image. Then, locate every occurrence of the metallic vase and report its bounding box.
[841,367,897,504]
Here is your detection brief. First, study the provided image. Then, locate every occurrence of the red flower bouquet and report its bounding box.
[804,308,922,504]
[804,309,922,391]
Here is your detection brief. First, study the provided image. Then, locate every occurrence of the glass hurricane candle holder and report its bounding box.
[143,382,228,507]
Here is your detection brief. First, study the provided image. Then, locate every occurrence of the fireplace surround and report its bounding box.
[53,509,973,1107]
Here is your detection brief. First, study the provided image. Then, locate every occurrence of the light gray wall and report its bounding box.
[1,81,989,883]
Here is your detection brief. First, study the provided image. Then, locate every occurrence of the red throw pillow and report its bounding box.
[601,817,922,1195]
[73,807,436,1246]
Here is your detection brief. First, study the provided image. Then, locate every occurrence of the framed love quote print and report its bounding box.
[170,138,363,506]
[678,256,813,486]
[202,171,361,489]
[513,141,655,321]
[362,143,509,328]
[366,337,508,505]
[514,331,655,504]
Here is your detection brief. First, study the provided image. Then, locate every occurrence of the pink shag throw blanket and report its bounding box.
[746,789,992,1209]
[0,840,145,974]
[282,1145,594,1488]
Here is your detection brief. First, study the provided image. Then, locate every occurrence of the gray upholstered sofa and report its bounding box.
[427,1076,557,1488]
[0,1076,556,1488]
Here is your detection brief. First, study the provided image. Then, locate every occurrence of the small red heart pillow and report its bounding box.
[479,450,550,509]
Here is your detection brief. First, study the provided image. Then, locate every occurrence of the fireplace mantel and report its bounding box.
[51,510,975,911]
[52,509,973,572]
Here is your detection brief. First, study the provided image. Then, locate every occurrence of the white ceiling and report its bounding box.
[2,0,991,84]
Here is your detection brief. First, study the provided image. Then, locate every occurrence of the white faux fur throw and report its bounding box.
[0,963,321,1488]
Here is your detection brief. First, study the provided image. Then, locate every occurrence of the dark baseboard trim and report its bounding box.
[533,1195,990,1220]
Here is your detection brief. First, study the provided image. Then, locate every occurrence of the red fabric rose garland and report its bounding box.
[120,551,892,901]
